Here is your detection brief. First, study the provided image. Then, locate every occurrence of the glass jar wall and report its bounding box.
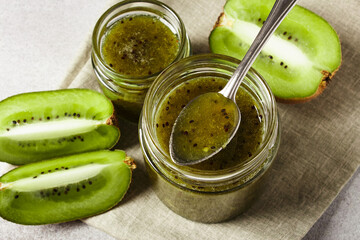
[92,0,191,122]
[139,54,280,223]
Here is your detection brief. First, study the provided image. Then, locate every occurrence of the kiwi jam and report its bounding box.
[101,15,179,78]
[93,12,185,123]
[155,76,264,171]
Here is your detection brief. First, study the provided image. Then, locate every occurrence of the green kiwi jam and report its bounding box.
[155,76,264,171]
[101,15,179,78]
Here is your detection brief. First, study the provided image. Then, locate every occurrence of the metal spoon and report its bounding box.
[170,0,299,166]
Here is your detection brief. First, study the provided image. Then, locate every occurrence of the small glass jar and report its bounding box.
[92,0,191,122]
[139,54,280,223]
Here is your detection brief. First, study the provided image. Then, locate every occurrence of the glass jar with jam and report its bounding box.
[92,0,191,122]
[139,54,280,223]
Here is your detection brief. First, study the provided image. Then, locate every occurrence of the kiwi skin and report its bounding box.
[276,69,338,103]
[210,0,342,103]
[0,150,136,225]
[0,89,121,165]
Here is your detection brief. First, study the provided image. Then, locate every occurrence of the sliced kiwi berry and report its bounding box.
[0,89,120,165]
[0,150,136,225]
[209,0,342,102]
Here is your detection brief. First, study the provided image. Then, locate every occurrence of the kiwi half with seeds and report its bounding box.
[209,0,341,102]
[0,89,120,165]
[0,150,136,225]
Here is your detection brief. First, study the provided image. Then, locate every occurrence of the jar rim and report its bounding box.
[140,53,279,184]
[92,0,188,84]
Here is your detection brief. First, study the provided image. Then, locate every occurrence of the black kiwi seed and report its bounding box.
[288,36,292,40]
[77,188,80,192]
[14,195,19,199]
[48,170,51,172]
[77,114,80,118]
[73,113,76,117]
[89,181,92,185]
[65,112,67,116]
[6,128,9,131]
[280,62,284,66]
[17,120,20,123]
[82,185,86,189]
[47,116,50,120]
[23,119,27,123]
[12,120,16,124]
[33,176,37,179]
[53,188,58,192]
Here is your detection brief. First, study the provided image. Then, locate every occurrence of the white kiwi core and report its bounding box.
[229,17,312,67]
[1,164,110,192]
[1,119,103,141]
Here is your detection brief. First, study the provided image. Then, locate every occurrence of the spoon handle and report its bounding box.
[220,0,299,100]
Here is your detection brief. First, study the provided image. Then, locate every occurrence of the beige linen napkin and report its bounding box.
[60,0,360,239]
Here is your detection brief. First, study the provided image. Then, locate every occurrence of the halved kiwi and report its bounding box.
[209,0,342,102]
[0,89,120,165]
[0,150,136,225]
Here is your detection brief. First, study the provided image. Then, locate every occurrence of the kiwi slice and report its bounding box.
[0,150,136,225]
[209,0,342,102]
[0,89,120,165]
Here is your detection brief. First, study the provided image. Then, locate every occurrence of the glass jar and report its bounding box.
[139,54,280,223]
[92,0,191,122]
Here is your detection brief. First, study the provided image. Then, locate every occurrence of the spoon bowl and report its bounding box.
[169,92,241,166]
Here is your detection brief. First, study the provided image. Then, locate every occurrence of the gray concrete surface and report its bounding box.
[0,0,359,239]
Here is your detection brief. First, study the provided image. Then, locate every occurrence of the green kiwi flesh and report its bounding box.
[209,0,341,102]
[0,150,135,225]
[0,89,120,165]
